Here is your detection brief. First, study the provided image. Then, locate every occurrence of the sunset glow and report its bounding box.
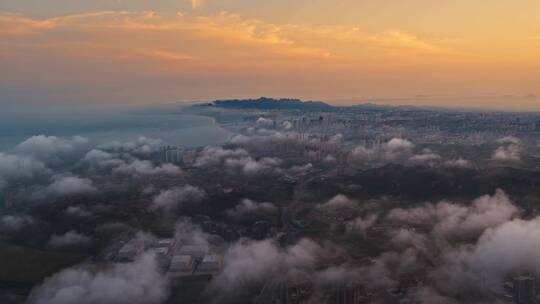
[2,0,540,110]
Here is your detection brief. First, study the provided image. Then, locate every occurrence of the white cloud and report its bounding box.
[226,199,277,219]
[15,135,89,160]
[151,185,206,213]
[282,121,293,130]
[496,136,521,145]
[256,117,274,127]
[0,152,48,189]
[225,156,282,175]
[433,217,540,295]
[46,175,97,195]
[387,189,519,239]
[195,147,249,167]
[27,253,168,304]
[492,136,522,162]
[349,138,415,163]
[492,145,521,161]
[213,238,324,290]
[444,158,473,169]
[113,160,182,176]
[347,214,379,236]
[409,153,441,166]
[83,149,123,167]
[386,138,415,150]
[47,230,91,249]
[317,194,357,211]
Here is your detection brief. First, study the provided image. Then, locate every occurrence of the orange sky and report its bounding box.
[1,1,539,110]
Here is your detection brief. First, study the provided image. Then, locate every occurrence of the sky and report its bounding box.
[1,0,540,110]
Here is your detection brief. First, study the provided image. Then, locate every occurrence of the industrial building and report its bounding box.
[115,238,146,262]
[168,255,194,277]
[178,245,208,259]
[196,254,222,274]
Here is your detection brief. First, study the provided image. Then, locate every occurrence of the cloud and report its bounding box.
[312,266,362,287]
[196,141,281,175]
[195,147,249,167]
[174,218,212,247]
[228,130,307,148]
[0,11,447,60]
[432,217,540,297]
[0,214,33,233]
[83,149,123,168]
[348,146,373,162]
[496,136,521,145]
[15,135,89,160]
[349,138,415,164]
[387,189,519,239]
[46,175,97,195]
[386,138,415,150]
[256,117,274,127]
[191,0,206,9]
[27,253,168,304]
[228,134,251,144]
[225,156,282,175]
[408,153,441,166]
[0,152,48,189]
[113,160,182,176]
[64,206,92,218]
[47,230,91,249]
[492,136,522,162]
[288,163,314,174]
[0,10,458,106]
[317,194,358,211]
[213,238,325,290]
[388,228,429,253]
[347,214,379,236]
[225,199,277,219]
[444,158,474,169]
[151,185,206,213]
[492,145,522,162]
[282,121,293,130]
[404,286,457,304]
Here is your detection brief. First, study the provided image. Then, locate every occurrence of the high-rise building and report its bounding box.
[330,284,368,304]
[282,282,313,304]
[513,276,537,304]
[160,146,184,164]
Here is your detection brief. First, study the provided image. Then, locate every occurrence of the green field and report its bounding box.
[0,242,87,286]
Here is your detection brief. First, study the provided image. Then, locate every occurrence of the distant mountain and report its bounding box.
[208,97,333,110]
[191,97,473,113]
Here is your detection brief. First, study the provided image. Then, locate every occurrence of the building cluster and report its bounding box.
[269,110,540,148]
[158,145,199,165]
[114,235,223,278]
[256,280,371,304]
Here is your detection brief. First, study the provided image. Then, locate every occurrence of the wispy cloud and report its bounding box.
[0,10,470,105]
[191,0,206,9]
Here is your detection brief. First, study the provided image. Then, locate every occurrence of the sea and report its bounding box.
[0,108,230,152]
